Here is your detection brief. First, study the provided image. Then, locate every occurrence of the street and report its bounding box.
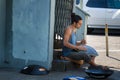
[87,30,120,69]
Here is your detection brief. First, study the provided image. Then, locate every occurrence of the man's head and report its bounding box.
[71,13,82,29]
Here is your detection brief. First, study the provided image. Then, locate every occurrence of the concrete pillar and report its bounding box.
[0,0,6,66]
[5,0,55,70]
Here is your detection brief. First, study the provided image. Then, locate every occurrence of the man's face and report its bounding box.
[76,20,82,29]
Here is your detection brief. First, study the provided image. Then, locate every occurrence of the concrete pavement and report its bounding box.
[0,34,120,80]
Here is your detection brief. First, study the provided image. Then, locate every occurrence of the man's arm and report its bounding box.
[63,27,77,50]
[63,28,86,51]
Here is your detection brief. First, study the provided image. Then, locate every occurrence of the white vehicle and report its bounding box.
[82,0,120,33]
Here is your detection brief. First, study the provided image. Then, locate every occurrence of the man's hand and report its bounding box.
[76,39,87,46]
[81,39,87,45]
[76,45,87,51]
[79,46,87,51]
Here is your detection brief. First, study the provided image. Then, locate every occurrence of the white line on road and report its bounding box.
[97,50,120,52]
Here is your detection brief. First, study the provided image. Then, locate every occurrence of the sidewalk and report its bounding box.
[0,35,120,80]
[0,51,120,80]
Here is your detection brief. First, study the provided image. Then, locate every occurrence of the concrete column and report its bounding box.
[0,0,6,66]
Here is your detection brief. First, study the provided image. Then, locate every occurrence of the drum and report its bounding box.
[85,66,114,79]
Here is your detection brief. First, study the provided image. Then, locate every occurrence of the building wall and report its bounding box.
[73,6,88,40]
[4,0,55,69]
[1,0,87,70]
[72,0,89,41]
[0,0,6,66]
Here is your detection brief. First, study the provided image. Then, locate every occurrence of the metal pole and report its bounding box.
[105,24,109,56]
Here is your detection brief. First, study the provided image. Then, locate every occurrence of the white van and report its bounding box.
[82,0,120,33]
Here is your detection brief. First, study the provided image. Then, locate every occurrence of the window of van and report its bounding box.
[86,0,120,9]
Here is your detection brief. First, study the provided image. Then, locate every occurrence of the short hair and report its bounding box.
[71,13,82,24]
